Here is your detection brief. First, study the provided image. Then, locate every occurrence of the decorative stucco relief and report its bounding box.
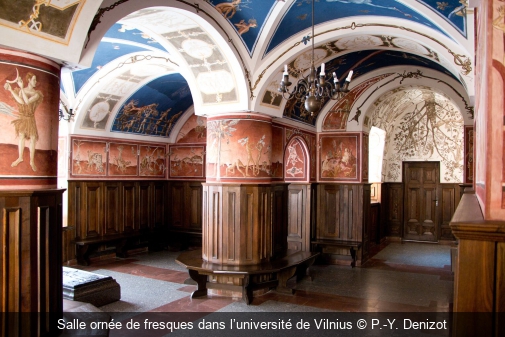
[369,87,464,183]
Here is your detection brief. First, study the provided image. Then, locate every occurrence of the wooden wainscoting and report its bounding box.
[313,183,371,266]
[67,180,168,264]
[0,189,64,337]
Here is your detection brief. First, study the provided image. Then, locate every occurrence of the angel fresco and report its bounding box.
[4,69,43,171]
[215,0,242,19]
[234,19,257,35]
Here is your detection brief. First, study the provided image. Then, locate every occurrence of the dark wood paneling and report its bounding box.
[67,180,173,260]
[202,184,274,265]
[271,184,288,258]
[315,183,370,264]
[138,182,150,230]
[152,181,166,230]
[0,190,64,337]
[169,182,202,232]
[83,183,102,239]
[122,181,137,232]
[440,183,461,241]
[104,182,120,235]
[383,183,403,237]
[287,184,311,252]
[188,182,202,230]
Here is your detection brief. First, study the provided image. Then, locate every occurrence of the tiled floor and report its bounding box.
[66,241,454,315]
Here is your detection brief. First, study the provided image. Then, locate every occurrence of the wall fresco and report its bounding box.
[284,137,308,182]
[139,144,166,177]
[69,136,168,179]
[322,74,392,131]
[71,138,107,177]
[108,142,138,176]
[319,134,360,181]
[206,116,272,182]
[369,87,464,182]
[176,114,207,143]
[169,145,205,179]
[0,61,59,178]
[271,124,284,180]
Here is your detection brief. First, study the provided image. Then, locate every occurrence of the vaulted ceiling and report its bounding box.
[0,0,473,140]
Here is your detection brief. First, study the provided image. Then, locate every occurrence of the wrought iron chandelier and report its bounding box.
[278,0,353,116]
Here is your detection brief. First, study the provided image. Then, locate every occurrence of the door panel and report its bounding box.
[403,162,439,242]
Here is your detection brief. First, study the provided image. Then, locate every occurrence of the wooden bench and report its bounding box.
[73,232,142,266]
[176,249,319,305]
[311,239,362,268]
[166,229,202,250]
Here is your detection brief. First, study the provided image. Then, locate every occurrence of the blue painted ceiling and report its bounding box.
[111,73,193,138]
[208,0,467,55]
[64,1,469,133]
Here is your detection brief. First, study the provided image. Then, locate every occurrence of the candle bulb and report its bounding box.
[346,70,353,82]
[332,72,338,83]
[283,65,288,75]
[320,63,325,75]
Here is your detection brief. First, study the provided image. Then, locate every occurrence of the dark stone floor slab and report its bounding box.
[63,267,121,307]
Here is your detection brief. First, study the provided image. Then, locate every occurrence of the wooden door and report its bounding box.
[403,162,439,242]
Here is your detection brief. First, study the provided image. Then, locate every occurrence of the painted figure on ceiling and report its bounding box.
[215,0,242,19]
[4,69,43,171]
[234,19,257,35]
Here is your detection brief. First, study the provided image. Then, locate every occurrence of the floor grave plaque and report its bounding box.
[63,267,121,307]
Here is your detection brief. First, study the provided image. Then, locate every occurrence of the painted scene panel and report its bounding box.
[71,139,107,176]
[139,144,166,177]
[284,138,307,181]
[206,118,272,181]
[108,142,138,176]
[320,135,359,181]
[0,63,59,177]
[169,145,205,179]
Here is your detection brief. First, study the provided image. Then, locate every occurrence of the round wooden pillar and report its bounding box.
[203,114,273,265]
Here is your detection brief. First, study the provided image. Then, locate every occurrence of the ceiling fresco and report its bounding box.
[416,0,467,35]
[0,0,82,44]
[71,23,167,93]
[209,0,275,55]
[262,32,458,110]
[270,48,459,126]
[72,41,149,94]
[110,73,193,138]
[266,0,465,56]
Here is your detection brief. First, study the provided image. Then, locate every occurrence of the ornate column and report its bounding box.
[203,114,273,266]
[0,49,63,337]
